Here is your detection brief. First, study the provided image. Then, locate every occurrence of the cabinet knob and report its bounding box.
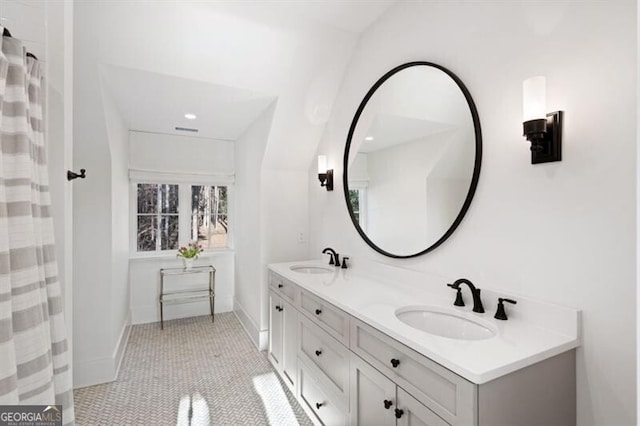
[390,358,400,368]
[278,284,283,288]
[383,400,393,409]
[394,408,404,419]
[315,309,322,315]
[315,350,322,357]
[315,402,324,410]
[276,305,283,312]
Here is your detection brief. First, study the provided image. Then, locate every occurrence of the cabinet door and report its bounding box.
[350,354,396,426]
[396,387,450,426]
[281,298,297,388]
[268,291,283,370]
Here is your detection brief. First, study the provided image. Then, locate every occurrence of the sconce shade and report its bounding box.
[317,155,327,174]
[523,76,546,121]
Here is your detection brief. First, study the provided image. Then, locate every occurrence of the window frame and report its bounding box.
[129,172,234,257]
[348,181,368,232]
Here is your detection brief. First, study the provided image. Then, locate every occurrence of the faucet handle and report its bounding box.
[326,253,334,265]
[447,283,465,307]
[341,257,349,269]
[334,253,341,268]
[494,298,517,320]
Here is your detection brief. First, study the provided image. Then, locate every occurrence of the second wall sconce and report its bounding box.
[522,76,563,164]
[317,155,333,191]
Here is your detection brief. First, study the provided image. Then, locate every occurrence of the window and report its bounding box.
[133,182,232,254]
[137,184,179,252]
[191,185,228,249]
[349,189,361,223]
[348,187,367,231]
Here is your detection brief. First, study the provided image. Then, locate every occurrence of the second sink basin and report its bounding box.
[289,265,334,274]
[395,306,497,340]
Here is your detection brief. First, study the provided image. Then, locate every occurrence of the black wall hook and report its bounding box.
[67,169,86,181]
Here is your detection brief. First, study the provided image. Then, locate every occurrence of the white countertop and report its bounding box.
[268,260,580,385]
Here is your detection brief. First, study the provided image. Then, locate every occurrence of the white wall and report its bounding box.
[100,73,131,366]
[128,130,237,325]
[46,0,74,372]
[73,1,131,387]
[309,2,636,425]
[130,253,234,325]
[260,167,311,332]
[234,104,275,348]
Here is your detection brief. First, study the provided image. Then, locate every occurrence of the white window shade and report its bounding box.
[129,131,234,177]
[129,169,234,185]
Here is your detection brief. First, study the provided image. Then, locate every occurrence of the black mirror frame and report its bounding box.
[342,61,483,259]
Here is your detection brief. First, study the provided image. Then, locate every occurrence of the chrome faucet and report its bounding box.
[322,247,341,267]
[447,278,485,313]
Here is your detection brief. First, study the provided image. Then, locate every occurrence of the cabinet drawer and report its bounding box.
[299,358,348,426]
[299,315,350,401]
[300,288,350,345]
[397,387,450,426]
[350,319,476,425]
[269,271,298,305]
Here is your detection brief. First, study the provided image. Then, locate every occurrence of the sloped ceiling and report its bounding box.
[82,0,398,169]
[100,65,277,140]
[204,1,397,34]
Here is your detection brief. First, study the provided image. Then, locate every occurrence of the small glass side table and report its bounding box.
[159,265,216,329]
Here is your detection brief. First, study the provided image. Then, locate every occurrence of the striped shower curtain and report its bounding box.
[0,30,74,425]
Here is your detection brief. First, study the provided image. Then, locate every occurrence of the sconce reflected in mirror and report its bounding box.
[317,155,333,191]
[522,76,563,164]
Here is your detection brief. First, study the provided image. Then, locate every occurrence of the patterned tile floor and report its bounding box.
[74,313,313,426]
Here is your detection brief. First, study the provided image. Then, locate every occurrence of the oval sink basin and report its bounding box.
[395,306,496,340]
[289,265,334,274]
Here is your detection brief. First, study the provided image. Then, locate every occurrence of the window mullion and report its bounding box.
[179,183,190,246]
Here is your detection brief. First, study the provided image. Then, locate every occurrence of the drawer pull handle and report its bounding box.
[390,358,400,368]
[315,402,324,410]
[315,350,322,357]
[276,306,283,312]
[383,400,393,409]
[315,309,322,315]
[394,408,404,419]
[278,284,283,288]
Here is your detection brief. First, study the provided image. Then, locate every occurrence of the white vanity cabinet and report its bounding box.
[350,318,476,425]
[350,354,449,426]
[267,270,576,426]
[268,286,298,392]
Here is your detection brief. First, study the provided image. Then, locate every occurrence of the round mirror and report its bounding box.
[343,62,482,258]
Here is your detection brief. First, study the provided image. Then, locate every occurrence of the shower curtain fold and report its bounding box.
[0,29,74,425]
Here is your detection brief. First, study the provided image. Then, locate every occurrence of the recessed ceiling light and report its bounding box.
[184,113,197,120]
[365,136,374,141]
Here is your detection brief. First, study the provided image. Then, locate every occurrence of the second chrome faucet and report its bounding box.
[447,278,485,313]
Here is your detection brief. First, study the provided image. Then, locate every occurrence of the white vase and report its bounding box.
[183,257,194,269]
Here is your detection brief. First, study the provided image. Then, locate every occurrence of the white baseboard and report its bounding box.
[233,299,268,351]
[258,330,268,351]
[131,297,233,325]
[73,312,131,389]
[113,310,131,379]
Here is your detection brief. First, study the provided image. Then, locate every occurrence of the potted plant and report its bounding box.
[177,241,203,269]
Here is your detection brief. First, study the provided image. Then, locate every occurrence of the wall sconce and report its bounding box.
[317,155,333,191]
[522,76,563,164]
